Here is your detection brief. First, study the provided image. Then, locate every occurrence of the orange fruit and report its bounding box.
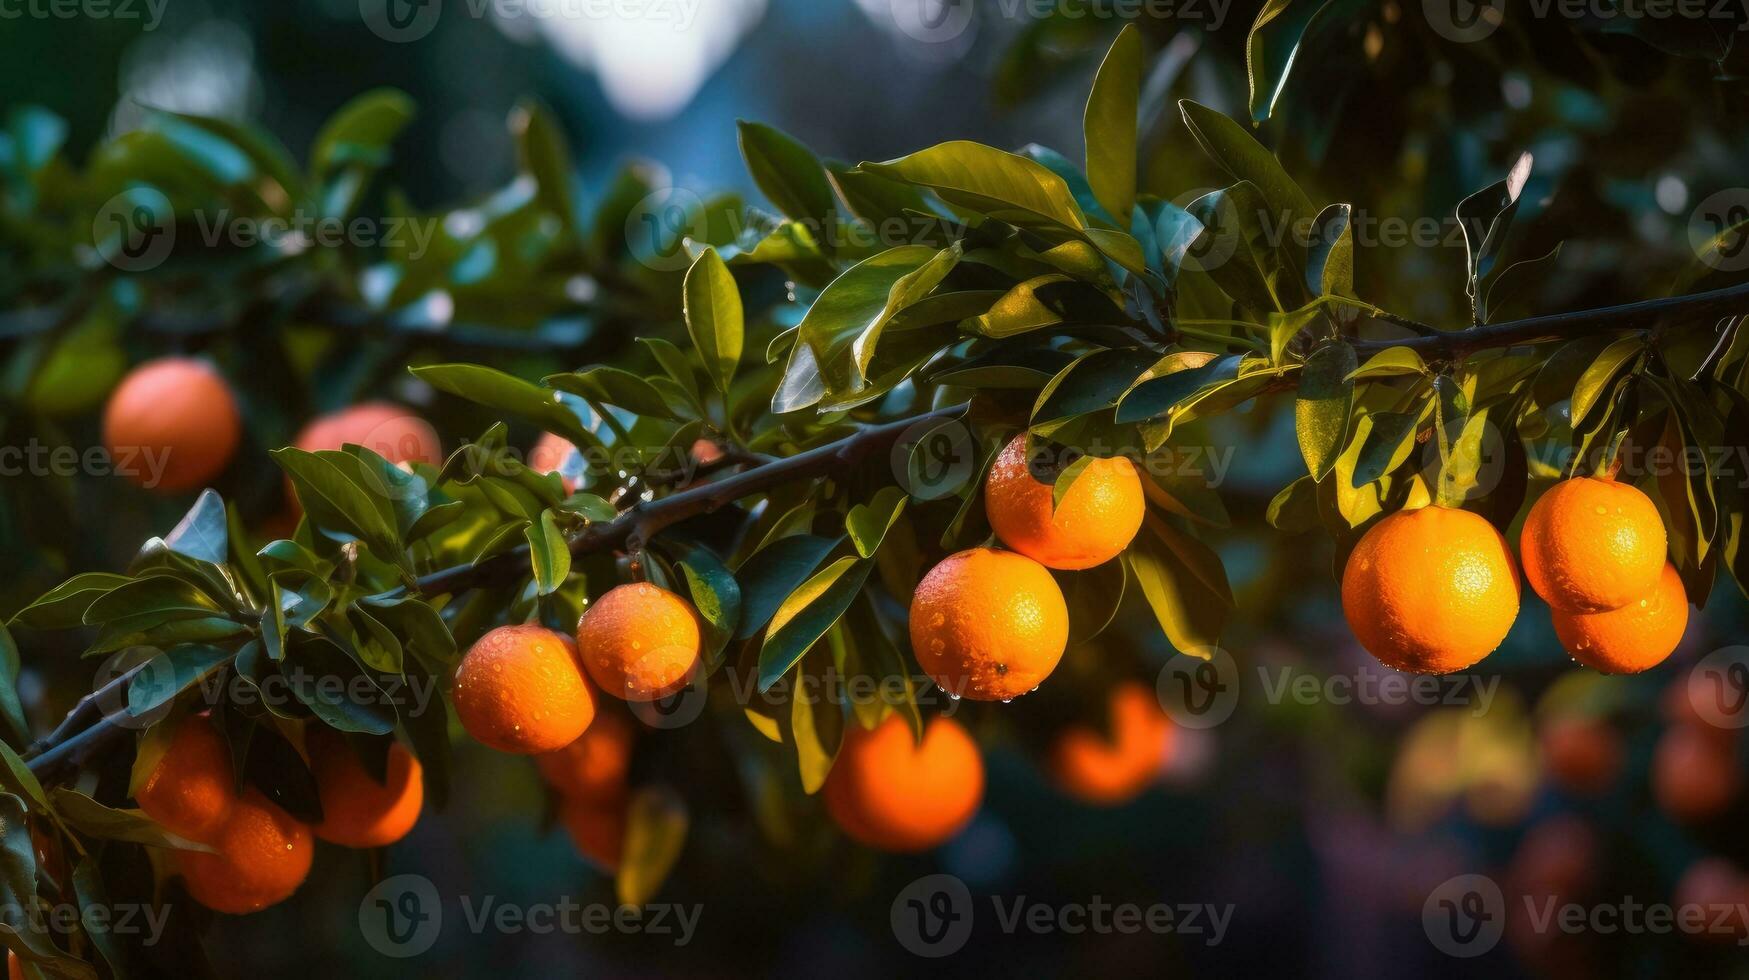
[576,584,703,702]
[453,624,597,754]
[1049,681,1174,805]
[293,401,442,466]
[1539,716,1623,796]
[529,432,581,492]
[536,709,634,802]
[559,797,624,872]
[984,435,1144,570]
[307,729,423,848]
[136,714,236,842]
[1552,562,1688,673]
[175,788,313,915]
[6,951,19,980]
[823,714,984,852]
[102,357,240,493]
[1654,723,1739,823]
[1520,477,1666,613]
[909,548,1068,701]
[1340,505,1521,674]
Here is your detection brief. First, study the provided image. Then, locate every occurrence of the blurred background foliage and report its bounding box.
[2,1,1749,977]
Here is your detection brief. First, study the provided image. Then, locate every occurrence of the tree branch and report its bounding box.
[24,403,970,777]
[1355,280,1749,358]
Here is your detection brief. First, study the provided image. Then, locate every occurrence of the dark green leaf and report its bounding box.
[1296,341,1357,480]
[1084,24,1141,222]
[683,248,744,394]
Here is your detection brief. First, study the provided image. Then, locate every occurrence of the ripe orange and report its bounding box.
[559,797,624,872]
[7,951,18,980]
[176,788,313,915]
[909,547,1069,701]
[529,432,581,492]
[453,624,597,754]
[136,714,236,842]
[823,714,984,853]
[1539,716,1623,796]
[102,357,241,493]
[1653,724,1739,823]
[576,584,703,702]
[1049,681,1173,805]
[293,401,442,466]
[1552,562,1688,674]
[1520,477,1666,613]
[307,729,423,848]
[984,435,1144,570]
[1340,505,1521,674]
[536,709,634,802]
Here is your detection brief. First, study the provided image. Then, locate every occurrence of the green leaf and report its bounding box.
[1296,341,1357,480]
[1126,517,1233,653]
[72,857,127,978]
[734,534,841,640]
[1268,305,1323,366]
[757,557,872,691]
[83,575,221,625]
[683,248,744,394]
[9,573,131,630]
[546,367,682,420]
[858,141,1087,234]
[1267,475,1321,533]
[797,245,958,395]
[846,487,909,558]
[0,742,46,809]
[1179,99,1315,232]
[676,548,741,672]
[163,490,228,565]
[311,88,414,173]
[281,635,396,735]
[1084,24,1141,222]
[1247,0,1357,122]
[1350,411,1422,488]
[50,788,208,850]
[616,786,688,907]
[358,594,457,667]
[127,644,230,717]
[1456,152,1534,316]
[0,627,24,748]
[738,121,837,232]
[1060,558,1128,648]
[1348,346,1429,380]
[413,363,603,452]
[526,510,571,596]
[1185,181,1298,315]
[272,448,403,560]
[1305,203,1354,298]
[510,98,576,230]
[1569,335,1644,429]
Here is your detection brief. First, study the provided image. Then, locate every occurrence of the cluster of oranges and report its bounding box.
[449,583,704,866]
[1342,476,1687,676]
[135,714,422,914]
